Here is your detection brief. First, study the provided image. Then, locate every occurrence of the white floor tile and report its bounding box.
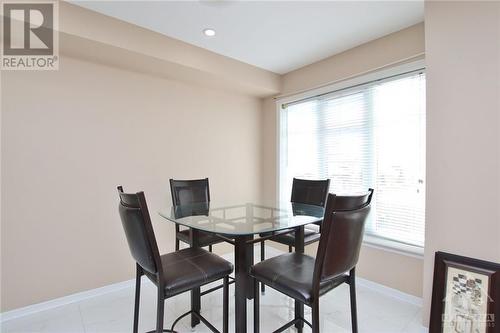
[1,304,85,333]
[1,247,427,333]
[400,310,428,333]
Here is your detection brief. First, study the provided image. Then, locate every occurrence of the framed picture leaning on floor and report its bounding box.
[430,251,500,333]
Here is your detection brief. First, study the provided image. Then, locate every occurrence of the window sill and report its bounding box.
[362,235,424,259]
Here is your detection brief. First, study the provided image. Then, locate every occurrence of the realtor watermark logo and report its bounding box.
[1,0,59,70]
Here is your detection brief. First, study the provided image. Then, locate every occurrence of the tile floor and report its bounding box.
[1,247,428,333]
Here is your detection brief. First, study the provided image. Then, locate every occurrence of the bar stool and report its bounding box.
[252,189,374,333]
[117,186,233,333]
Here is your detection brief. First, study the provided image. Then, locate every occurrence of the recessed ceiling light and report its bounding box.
[203,28,216,37]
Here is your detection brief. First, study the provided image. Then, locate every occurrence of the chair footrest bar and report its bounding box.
[200,279,235,296]
[301,317,313,328]
[272,317,312,333]
[193,311,220,333]
[272,318,302,333]
[169,310,220,333]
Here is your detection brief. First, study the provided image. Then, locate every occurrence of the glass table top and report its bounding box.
[158,202,325,236]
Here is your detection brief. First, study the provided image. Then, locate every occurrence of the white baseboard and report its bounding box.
[0,247,423,323]
[357,277,423,307]
[0,279,135,323]
[264,245,424,307]
[264,246,423,307]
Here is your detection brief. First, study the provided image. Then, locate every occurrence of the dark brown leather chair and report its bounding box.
[260,178,330,292]
[117,186,233,333]
[251,189,374,333]
[170,178,224,252]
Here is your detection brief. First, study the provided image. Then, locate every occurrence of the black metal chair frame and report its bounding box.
[118,186,229,333]
[169,178,236,298]
[170,178,223,253]
[253,189,374,333]
[260,178,330,292]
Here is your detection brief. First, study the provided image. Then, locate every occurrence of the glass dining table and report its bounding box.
[159,202,324,333]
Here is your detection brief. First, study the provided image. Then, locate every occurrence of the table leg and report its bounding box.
[295,226,305,332]
[190,228,201,328]
[243,204,255,299]
[234,235,254,333]
[246,240,255,300]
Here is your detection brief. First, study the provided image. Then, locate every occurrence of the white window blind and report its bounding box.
[279,70,426,247]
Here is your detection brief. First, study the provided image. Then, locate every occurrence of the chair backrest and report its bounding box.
[331,188,374,211]
[169,178,210,206]
[117,186,161,275]
[173,202,210,219]
[290,178,330,207]
[313,189,373,287]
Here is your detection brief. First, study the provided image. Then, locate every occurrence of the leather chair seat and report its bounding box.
[250,253,347,305]
[145,247,233,297]
[269,224,321,247]
[177,229,223,247]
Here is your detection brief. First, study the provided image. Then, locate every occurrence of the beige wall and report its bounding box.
[0,22,427,312]
[281,23,425,95]
[423,1,500,326]
[58,2,281,97]
[0,56,263,311]
[9,5,496,316]
[261,23,426,298]
[267,242,424,298]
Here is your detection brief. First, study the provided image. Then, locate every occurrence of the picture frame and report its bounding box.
[430,251,500,333]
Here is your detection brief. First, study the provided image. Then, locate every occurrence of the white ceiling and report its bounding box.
[73,1,424,74]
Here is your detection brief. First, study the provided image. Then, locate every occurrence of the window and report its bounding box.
[279,69,426,248]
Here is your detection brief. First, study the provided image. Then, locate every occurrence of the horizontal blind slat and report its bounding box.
[280,72,426,247]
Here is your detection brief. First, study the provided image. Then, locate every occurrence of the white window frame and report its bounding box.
[275,60,425,258]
